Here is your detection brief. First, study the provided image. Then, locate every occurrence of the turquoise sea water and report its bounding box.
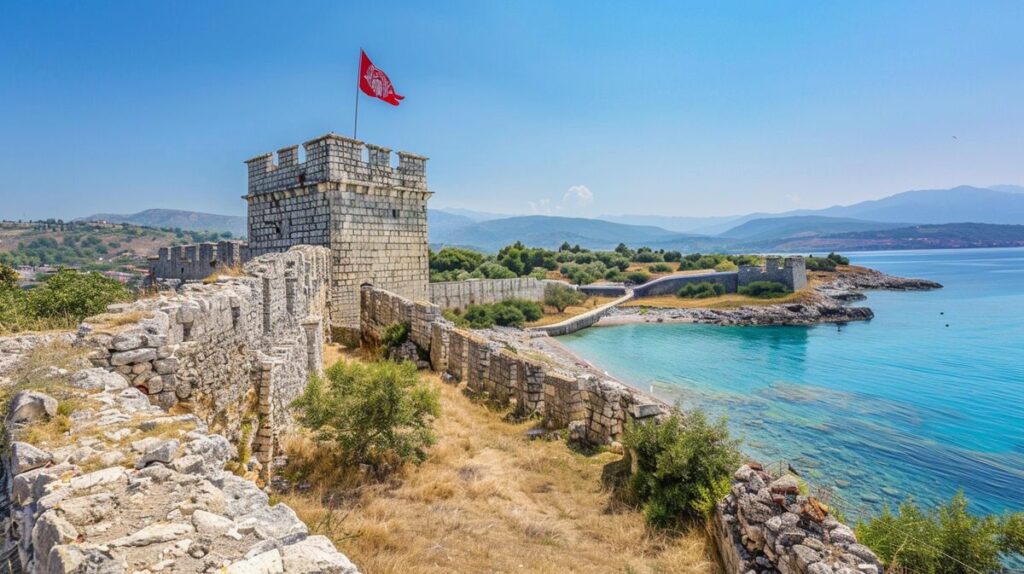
[560,248,1024,518]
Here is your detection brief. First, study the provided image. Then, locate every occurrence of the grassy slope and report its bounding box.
[279,347,718,574]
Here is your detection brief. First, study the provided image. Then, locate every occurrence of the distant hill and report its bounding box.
[429,215,693,252]
[431,207,511,222]
[720,216,910,242]
[785,186,1024,224]
[599,214,747,234]
[771,223,1024,251]
[79,209,246,237]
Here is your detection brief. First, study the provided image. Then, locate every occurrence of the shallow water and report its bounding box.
[559,247,1024,518]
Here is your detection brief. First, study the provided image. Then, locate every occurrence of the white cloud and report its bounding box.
[527,185,594,215]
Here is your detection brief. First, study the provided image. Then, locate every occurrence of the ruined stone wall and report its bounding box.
[80,245,330,473]
[428,278,546,310]
[360,286,667,445]
[245,133,432,331]
[147,241,250,282]
[738,256,808,292]
[715,462,881,574]
[0,345,357,573]
[632,271,739,298]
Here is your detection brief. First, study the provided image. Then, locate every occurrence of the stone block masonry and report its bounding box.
[428,277,546,310]
[361,285,667,445]
[0,344,358,573]
[148,240,250,282]
[81,245,331,479]
[245,133,432,332]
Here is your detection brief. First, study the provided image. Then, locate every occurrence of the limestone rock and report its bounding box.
[10,441,53,474]
[32,511,79,573]
[225,549,284,574]
[135,438,180,468]
[192,509,234,537]
[47,544,126,574]
[109,348,157,366]
[281,535,360,574]
[109,522,194,547]
[7,390,59,424]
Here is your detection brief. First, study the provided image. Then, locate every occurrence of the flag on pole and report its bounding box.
[359,50,404,106]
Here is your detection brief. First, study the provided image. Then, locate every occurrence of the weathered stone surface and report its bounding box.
[226,549,283,574]
[109,523,194,547]
[70,368,129,391]
[135,438,179,468]
[192,509,234,537]
[111,330,146,351]
[109,348,157,366]
[32,511,79,573]
[10,441,52,474]
[7,390,59,424]
[281,535,360,574]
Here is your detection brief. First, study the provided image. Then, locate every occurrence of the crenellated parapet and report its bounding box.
[148,240,250,282]
[738,256,808,291]
[244,133,428,196]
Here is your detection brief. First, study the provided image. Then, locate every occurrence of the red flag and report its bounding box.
[359,50,404,106]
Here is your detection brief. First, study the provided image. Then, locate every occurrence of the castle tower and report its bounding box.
[244,133,432,332]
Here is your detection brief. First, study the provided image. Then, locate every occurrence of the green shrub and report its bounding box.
[805,256,837,272]
[0,264,17,290]
[737,281,789,298]
[622,409,741,528]
[560,262,607,285]
[604,269,626,282]
[500,299,543,322]
[545,283,585,312]
[677,282,725,299]
[648,263,673,273]
[442,308,469,328]
[826,252,850,265]
[380,322,410,350]
[463,305,495,329]
[714,260,738,272]
[857,491,1024,573]
[293,360,440,469]
[472,262,518,279]
[429,247,485,274]
[489,304,526,327]
[625,271,651,285]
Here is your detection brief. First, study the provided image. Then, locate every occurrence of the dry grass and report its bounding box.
[278,349,719,574]
[203,263,246,284]
[527,296,617,327]
[623,288,811,310]
[85,310,152,331]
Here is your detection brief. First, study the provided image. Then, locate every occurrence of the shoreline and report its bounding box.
[593,267,942,328]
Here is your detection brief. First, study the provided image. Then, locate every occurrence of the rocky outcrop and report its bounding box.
[715,462,882,574]
[605,269,940,327]
[1,356,359,573]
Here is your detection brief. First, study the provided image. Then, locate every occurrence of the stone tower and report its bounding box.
[244,133,432,332]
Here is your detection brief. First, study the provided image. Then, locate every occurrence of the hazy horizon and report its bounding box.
[2,1,1023,221]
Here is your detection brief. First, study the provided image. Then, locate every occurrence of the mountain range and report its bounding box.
[79,185,1024,253]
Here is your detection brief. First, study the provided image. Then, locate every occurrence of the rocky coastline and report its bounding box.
[599,268,942,327]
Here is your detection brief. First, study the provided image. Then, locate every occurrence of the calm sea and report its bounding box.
[560,248,1024,518]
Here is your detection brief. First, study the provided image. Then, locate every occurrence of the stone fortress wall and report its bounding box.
[244,133,432,332]
[427,277,546,310]
[148,240,250,282]
[361,285,669,445]
[0,246,359,573]
[633,256,808,298]
[88,246,331,475]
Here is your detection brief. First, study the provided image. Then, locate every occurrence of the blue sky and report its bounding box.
[1,1,1022,220]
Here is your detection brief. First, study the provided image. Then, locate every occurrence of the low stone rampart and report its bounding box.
[527,291,634,336]
[80,245,330,476]
[715,462,881,574]
[632,271,739,298]
[361,286,667,444]
[428,278,545,310]
[0,354,357,573]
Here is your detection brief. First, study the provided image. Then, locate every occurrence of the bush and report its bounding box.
[678,282,725,299]
[472,262,518,279]
[826,252,850,265]
[460,299,543,329]
[489,303,526,327]
[857,491,1024,573]
[648,263,673,273]
[463,304,495,329]
[380,322,410,350]
[293,360,440,469]
[545,283,585,312]
[737,281,789,298]
[604,269,626,282]
[560,262,607,285]
[714,260,738,272]
[622,409,741,528]
[625,271,651,285]
[429,247,486,274]
[805,256,837,272]
[0,264,18,290]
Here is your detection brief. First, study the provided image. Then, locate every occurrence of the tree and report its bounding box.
[0,263,18,290]
[625,270,651,285]
[545,283,585,312]
[623,409,741,528]
[293,360,440,469]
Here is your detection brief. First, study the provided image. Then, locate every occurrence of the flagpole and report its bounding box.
[353,70,360,139]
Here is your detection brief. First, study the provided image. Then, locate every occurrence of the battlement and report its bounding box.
[244,132,429,196]
[148,240,251,281]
